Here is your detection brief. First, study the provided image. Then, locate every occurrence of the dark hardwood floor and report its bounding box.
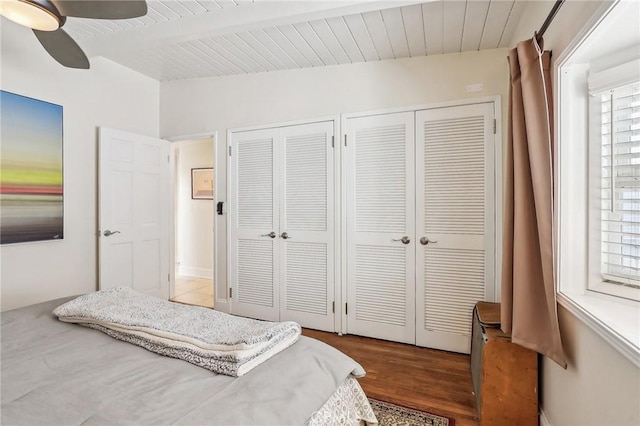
[303,329,479,426]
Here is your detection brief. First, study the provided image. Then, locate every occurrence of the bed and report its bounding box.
[1,297,376,425]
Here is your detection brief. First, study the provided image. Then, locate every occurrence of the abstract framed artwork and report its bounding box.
[191,168,214,200]
[0,91,63,244]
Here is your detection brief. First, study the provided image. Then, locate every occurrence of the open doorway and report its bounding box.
[170,136,215,308]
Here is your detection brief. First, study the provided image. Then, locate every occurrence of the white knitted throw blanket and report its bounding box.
[53,287,301,377]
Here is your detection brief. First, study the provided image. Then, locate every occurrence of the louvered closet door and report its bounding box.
[229,128,280,322]
[278,121,335,331]
[415,103,495,353]
[345,112,416,344]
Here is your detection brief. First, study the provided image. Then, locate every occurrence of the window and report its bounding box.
[556,0,640,367]
[589,80,640,300]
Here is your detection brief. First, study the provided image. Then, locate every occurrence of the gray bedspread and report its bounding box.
[1,297,365,426]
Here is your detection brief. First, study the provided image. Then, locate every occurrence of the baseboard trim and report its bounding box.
[540,408,552,426]
[177,266,213,279]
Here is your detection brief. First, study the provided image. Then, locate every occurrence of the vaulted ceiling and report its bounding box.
[64,0,527,81]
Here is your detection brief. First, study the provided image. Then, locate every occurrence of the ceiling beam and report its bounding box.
[80,0,432,58]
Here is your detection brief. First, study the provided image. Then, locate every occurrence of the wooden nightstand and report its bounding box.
[470,302,538,426]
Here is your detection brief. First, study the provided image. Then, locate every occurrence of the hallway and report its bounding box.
[171,276,213,308]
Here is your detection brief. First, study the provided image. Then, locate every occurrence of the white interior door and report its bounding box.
[229,128,280,321]
[98,127,170,299]
[279,121,335,331]
[415,103,495,353]
[345,112,416,344]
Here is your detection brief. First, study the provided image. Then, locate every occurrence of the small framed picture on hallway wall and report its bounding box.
[191,168,214,200]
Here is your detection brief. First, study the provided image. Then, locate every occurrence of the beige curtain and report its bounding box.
[501,36,567,368]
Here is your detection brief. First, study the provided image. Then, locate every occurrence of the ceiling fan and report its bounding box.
[0,0,147,69]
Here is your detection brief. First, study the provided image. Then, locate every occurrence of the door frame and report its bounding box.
[340,95,502,334]
[165,131,219,302]
[227,115,341,331]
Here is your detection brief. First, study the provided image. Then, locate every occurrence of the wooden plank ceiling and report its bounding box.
[64,0,525,81]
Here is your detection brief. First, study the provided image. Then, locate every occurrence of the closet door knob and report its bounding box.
[392,236,411,244]
[261,231,277,238]
[281,232,291,239]
[420,237,438,245]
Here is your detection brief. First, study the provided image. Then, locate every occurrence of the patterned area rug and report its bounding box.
[368,399,455,426]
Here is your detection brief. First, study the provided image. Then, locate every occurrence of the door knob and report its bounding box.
[261,231,277,238]
[103,230,121,237]
[392,236,410,244]
[281,232,291,239]
[420,237,438,245]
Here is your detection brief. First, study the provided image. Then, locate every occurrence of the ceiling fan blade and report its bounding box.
[51,0,147,19]
[33,29,90,69]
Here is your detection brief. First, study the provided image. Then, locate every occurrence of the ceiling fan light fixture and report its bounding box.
[0,0,64,32]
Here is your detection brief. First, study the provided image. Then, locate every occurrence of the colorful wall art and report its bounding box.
[0,91,63,244]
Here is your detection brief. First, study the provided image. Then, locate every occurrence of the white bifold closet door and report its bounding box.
[279,122,335,331]
[415,103,495,353]
[344,112,416,344]
[229,128,280,322]
[229,121,335,331]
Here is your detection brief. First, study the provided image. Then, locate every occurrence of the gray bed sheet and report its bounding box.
[1,297,364,426]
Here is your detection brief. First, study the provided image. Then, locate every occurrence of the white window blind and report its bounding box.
[599,81,640,287]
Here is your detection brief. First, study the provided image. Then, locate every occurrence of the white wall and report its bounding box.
[175,138,214,279]
[160,48,510,309]
[0,20,160,311]
[511,2,640,425]
[543,307,640,426]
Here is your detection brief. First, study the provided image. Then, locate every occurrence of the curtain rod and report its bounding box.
[536,0,566,42]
